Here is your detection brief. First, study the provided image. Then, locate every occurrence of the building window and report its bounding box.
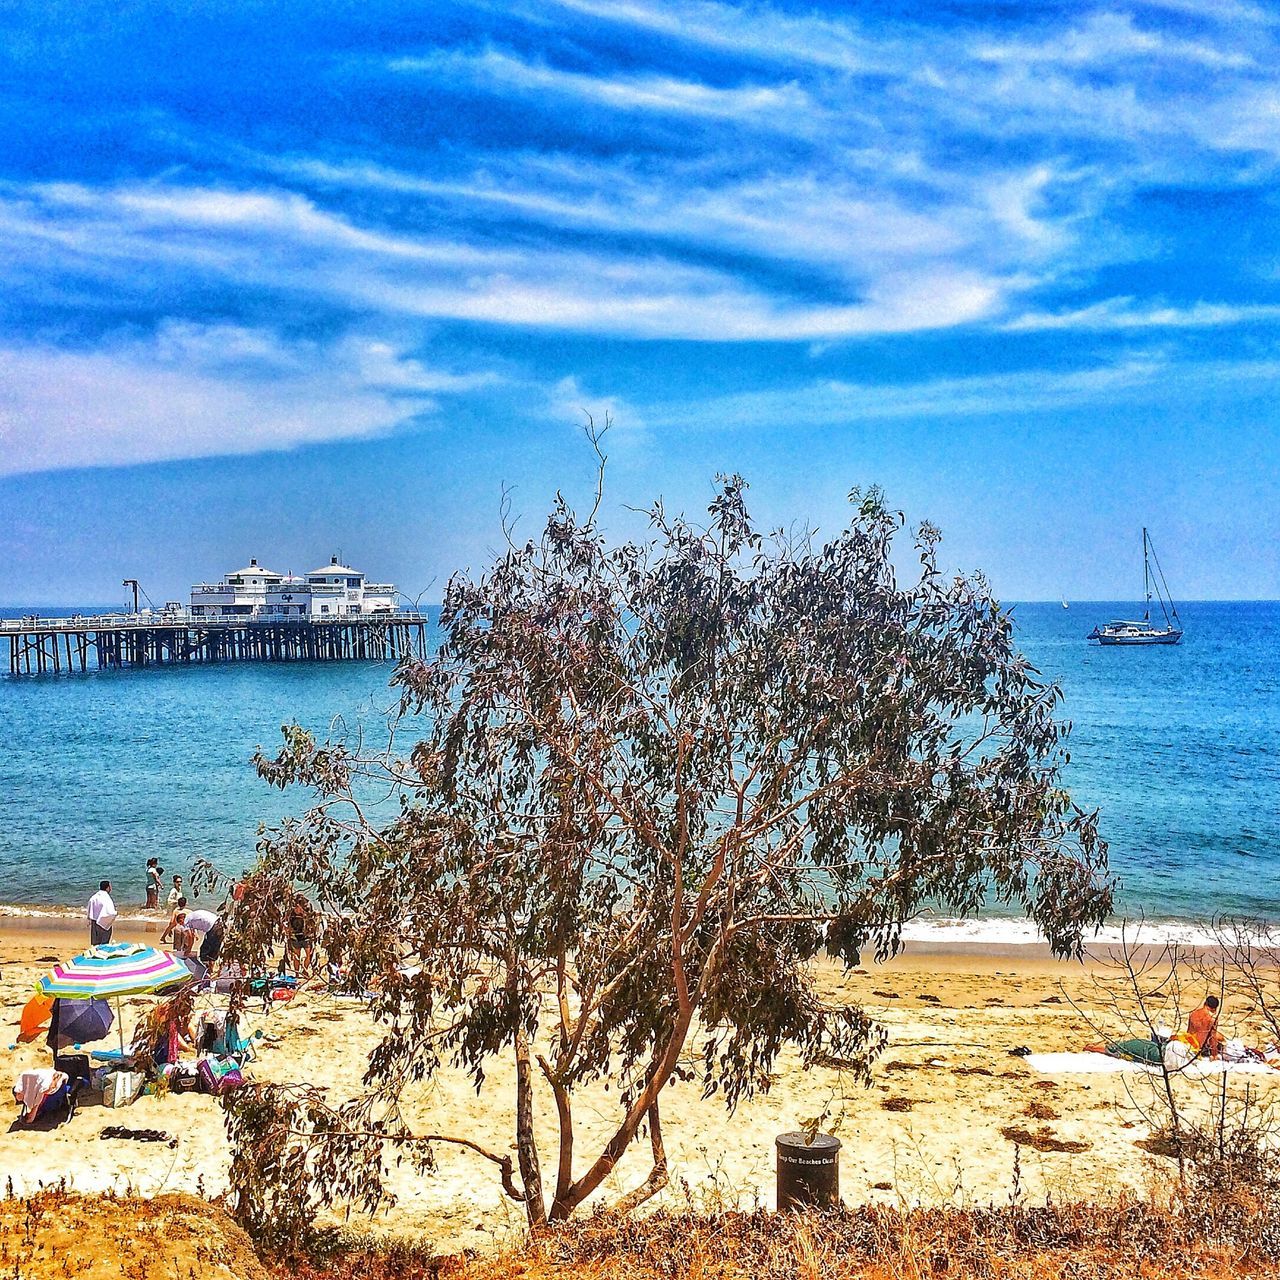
[321,605,330,614]
[347,578,361,589]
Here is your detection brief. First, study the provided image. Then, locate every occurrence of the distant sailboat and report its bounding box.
[1088,529,1183,646]
[1061,600,1069,609]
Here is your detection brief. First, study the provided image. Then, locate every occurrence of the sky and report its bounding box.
[2,0,1279,605]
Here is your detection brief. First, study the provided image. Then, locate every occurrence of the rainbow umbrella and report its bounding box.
[37,943,193,1055]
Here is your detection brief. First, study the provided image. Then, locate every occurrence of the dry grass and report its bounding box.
[0,1189,268,1280]
[273,1201,1280,1280]
[7,1190,1280,1280]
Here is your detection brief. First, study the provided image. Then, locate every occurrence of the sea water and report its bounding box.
[1,602,1277,927]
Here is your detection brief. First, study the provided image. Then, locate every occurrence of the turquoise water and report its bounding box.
[1,602,1278,920]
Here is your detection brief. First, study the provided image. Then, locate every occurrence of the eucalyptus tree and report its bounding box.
[220,455,1110,1239]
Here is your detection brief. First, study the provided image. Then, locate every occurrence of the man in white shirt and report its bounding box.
[185,908,218,936]
[87,881,117,945]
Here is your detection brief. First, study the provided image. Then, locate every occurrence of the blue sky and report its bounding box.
[2,0,1279,604]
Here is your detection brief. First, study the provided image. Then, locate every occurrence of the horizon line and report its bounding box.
[4,598,1280,610]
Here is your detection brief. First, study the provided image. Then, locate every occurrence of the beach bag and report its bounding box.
[105,1070,144,1108]
[197,1056,244,1095]
[161,1062,200,1093]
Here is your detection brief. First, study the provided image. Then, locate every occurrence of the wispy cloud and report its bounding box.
[1006,298,1280,331]
[547,375,646,441]
[0,323,498,477]
[0,180,1006,340]
[975,12,1254,71]
[638,351,1280,430]
[390,47,812,123]
[524,0,887,73]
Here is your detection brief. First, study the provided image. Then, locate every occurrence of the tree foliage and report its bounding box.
[220,448,1111,1239]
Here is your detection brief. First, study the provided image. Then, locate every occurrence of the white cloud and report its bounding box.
[548,375,646,437]
[524,0,889,73]
[4,0,1280,453]
[638,351,1280,430]
[975,12,1254,71]
[1005,298,1280,331]
[390,48,813,124]
[0,180,1008,340]
[0,324,499,477]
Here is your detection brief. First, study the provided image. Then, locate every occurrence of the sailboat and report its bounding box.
[1088,529,1183,646]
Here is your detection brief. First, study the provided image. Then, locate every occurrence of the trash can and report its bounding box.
[775,1131,841,1210]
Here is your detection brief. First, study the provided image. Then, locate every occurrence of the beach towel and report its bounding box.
[1025,1052,1278,1077]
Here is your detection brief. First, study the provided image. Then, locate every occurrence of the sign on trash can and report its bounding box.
[775,1131,841,1210]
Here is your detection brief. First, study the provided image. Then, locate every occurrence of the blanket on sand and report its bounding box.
[1026,1052,1278,1076]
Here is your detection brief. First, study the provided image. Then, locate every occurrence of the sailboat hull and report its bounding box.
[1096,630,1182,646]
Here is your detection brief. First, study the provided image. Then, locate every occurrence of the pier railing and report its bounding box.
[1,610,432,633]
[4,611,434,675]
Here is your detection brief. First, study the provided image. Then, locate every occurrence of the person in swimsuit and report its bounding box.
[1188,996,1225,1059]
[285,895,315,974]
[161,897,195,956]
[145,858,163,909]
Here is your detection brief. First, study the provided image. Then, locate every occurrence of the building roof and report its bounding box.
[229,559,280,577]
[307,556,362,577]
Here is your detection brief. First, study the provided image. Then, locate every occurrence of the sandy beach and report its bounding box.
[4,915,1278,1255]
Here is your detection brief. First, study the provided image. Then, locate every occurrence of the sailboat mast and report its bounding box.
[1142,527,1151,622]
[1146,533,1180,627]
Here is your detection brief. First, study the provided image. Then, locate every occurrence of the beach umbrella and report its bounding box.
[37,943,192,1000]
[49,998,114,1049]
[17,993,54,1043]
[36,942,193,1055]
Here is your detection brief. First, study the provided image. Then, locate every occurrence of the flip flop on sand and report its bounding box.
[99,1126,177,1147]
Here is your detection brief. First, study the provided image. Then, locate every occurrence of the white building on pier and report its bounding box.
[190,556,399,621]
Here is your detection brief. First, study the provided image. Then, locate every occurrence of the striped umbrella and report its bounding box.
[37,943,192,1000]
[37,943,193,1055]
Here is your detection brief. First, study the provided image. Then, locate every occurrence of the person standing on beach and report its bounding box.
[162,897,194,954]
[167,874,184,909]
[145,858,163,909]
[86,880,117,945]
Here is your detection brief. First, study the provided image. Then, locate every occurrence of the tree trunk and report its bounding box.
[514,1026,547,1227]
[606,1100,668,1216]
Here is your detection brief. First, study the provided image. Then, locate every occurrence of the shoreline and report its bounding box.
[0,902,1262,966]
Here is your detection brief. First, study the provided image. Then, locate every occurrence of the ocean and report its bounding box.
[1,602,1278,932]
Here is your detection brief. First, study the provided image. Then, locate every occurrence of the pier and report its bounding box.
[3,611,430,676]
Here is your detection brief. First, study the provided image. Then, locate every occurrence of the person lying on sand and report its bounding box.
[1084,1036,1166,1064]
